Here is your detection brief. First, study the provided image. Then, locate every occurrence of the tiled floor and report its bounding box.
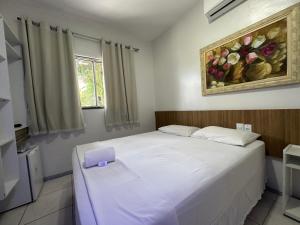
[245,191,300,225]
[0,174,299,225]
[0,175,73,225]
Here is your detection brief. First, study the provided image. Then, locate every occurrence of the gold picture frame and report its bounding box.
[200,3,300,96]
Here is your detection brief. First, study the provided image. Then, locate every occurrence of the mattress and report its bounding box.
[72,131,265,225]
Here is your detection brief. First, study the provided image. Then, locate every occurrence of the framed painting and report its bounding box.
[200,3,300,96]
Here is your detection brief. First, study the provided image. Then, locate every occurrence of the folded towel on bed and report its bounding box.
[84,146,115,168]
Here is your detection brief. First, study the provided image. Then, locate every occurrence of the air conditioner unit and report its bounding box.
[204,0,247,23]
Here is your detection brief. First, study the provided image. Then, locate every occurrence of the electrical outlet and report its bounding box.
[244,124,252,132]
[236,123,245,131]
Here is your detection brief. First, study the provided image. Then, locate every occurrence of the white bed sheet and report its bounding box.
[73,131,265,225]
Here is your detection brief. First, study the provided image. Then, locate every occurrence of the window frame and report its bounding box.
[75,55,104,110]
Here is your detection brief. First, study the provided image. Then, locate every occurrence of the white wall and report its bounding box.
[152,0,300,195]
[0,0,156,177]
[153,0,300,111]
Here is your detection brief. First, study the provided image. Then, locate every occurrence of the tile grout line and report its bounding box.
[22,204,73,225]
[0,176,73,225]
[246,192,279,225]
[247,217,260,225]
[40,184,72,197]
[40,176,72,197]
[21,175,73,225]
[17,205,28,225]
[261,198,277,225]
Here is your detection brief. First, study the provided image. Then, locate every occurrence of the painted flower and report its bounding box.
[211,81,217,86]
[217,82,225,87]
[207,51,214,61]
[215,71,225,80]
[218,57,226,65]
[239,46,250,57]
[208,55,214,61]
[210,81,217,89]
[231,42,241,51]
[251,35,266,48]
[246,52,258,64]
[267,27,280,39]
[211,54,220,65]
[208,66,218,75]
[223,63,231,70]
[260,42,277,57]
[243,35,252,45]
[227,53,240,65]
[212,58,219,65]
[221,49,229,57]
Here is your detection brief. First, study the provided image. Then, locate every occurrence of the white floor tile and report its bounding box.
[264,212,300,225]
[262,191,278,202]
[24,207,73,225]
[0,205,27,225]
[247,191,275,225]
[271,196,283,212]
[20,187,72,225]
[248,204,270,225]
[245,218,258,225]
[40,175,72,196]
[264,196,300,225]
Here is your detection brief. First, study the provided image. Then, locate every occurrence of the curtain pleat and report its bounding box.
[20,18,84,135]
[121,47,138,123]
[102,42,138,127]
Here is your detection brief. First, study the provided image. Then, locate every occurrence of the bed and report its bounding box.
[72,131,265,225]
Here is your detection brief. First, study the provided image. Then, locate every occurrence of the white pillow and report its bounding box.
[191,126,260,146]
[158,125,200,137]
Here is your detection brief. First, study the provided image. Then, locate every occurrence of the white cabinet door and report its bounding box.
[27,146,44,200]
[0,152,31,213]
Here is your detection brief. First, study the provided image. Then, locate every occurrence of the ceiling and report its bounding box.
[21,0,200,41]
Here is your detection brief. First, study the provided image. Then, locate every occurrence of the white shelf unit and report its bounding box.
[0,54,4,63]
[0,15,21,200]
[3,22,20,46]
[5,41,21,63]
[283,144,300,222]
[0,97,10,102]
[0,137,14,146]
[0,142,19,199]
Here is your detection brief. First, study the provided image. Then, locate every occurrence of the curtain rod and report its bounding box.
[17,17,140,52]
[73,32,139,52]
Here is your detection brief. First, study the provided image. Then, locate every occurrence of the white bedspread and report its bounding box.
[74,131,265,225]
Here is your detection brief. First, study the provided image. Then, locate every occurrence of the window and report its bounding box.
[75,56,105,109]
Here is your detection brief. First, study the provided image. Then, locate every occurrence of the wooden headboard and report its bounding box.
[155,109,300,158]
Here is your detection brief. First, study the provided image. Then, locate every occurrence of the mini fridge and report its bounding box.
[0,145,44,213]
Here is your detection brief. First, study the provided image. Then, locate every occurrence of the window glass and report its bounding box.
[75,56,104,108]
[95,61,104,107]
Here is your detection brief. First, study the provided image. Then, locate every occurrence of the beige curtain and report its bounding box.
[102,41,138,127]
[20,18,84,135]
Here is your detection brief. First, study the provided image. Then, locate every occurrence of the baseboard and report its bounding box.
[266,185,282,195]
[44,170,73,181]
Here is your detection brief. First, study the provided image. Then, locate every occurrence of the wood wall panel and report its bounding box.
[155,109,300,158]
